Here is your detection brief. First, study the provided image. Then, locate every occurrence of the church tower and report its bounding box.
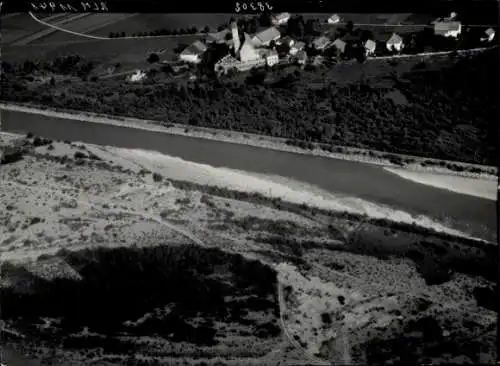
[231,22,240,54]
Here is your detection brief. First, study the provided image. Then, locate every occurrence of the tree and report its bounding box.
[147,53,160,63]
[346,21,354,33]
[203,25,210,33]
[120,32,126,38]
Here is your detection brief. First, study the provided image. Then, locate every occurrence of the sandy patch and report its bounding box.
[385,167,497,201]
[106,147,485,241]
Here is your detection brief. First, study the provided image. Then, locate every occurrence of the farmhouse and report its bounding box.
[364,39,377,55]
[289,41,305,55]
[272,12,291,26]
[327,14,341,24]
[434,21,462,38]
[482,28,495,42]
[206,29,230,44]
[251,27,281,47]
[179,40,208,63]
[386,33,403,52]
[312,35,332,50]
[332,38,347,53]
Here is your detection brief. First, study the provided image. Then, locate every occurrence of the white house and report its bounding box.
[289,41,305,55]
[259,49,279,66]
[386,33,403,52]
[179,40,208,63]
[128,70,147,82]
[364,39,377,55]
[434,21,462,38]
[332,38,347,53]
[252,27,281,47]
[482,28,495,42]
[272,12,291,26]
[327,14,341,24]
[312,35,332,50]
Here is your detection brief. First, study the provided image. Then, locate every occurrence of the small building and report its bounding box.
[272,12,291,26]
[276,36,295,47]
[179,40,208,63]
[364,39,377,55]
[206,29,230,44]
[296,50,308,65]
[327,14,341,24]
[434,21,462,38]
[386,33,403,52]
[128,70,147,82]
[289,41,305,55]
[252,27,281,47]
[482,28,496,42]
[259,49,279,66]
[312,35,332,50]
[333,38,347,53]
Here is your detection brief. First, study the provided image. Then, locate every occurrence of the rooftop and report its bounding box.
[254,27,281,43]
[181,40,208,56]
[434,21,461,32]
[387,33,403,44]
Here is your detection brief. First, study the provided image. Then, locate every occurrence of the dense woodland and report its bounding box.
[1,49,498,165]
[1,244,279,352]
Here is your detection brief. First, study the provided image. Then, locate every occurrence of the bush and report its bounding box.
[74,151,87,159]
[152,172,163,182]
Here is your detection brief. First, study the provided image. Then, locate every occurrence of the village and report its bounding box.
[124,12,497,81]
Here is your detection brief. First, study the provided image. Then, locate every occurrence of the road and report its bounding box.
[0,107,495,242]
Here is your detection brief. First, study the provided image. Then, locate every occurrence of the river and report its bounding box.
[1,109,495,240]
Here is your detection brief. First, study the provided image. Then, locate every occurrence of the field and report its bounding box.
[3,35,200,71]
[0,133,497,365]
[29,14,137,44]
[89,13,235,37]
[0,13,48,44]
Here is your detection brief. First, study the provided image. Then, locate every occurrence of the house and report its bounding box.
[276,36,295,47]
[238,33,262,62]
[434,21,462,38]
[272,12,291,26]
[206,29,230,44]
[482,28,495,42]
[128,70,146,82]
[332,38,347,53]
[252,27,281,47]
[386,33,403,52]
[327,14,341,24]
[312,35,332,50]
[296,50,308,65]
[289,41,305,55]
[179,40,208,63]
[364,39,377,55]
[259,49,279,66]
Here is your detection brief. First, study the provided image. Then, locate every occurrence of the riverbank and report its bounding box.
[1,103,497,180]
